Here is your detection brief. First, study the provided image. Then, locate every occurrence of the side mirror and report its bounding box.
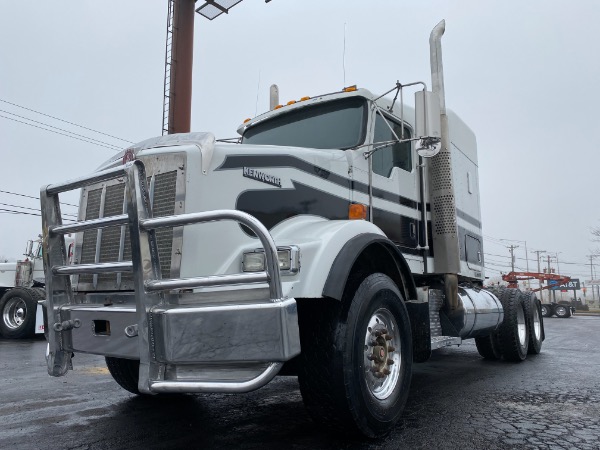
[415,90,442,158]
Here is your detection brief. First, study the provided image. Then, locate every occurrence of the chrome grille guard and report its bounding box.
[41,160,286,392]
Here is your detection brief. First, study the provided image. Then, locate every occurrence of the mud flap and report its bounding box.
[405,301,431,363]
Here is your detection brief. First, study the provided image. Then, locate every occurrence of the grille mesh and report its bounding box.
[79,170,178,289]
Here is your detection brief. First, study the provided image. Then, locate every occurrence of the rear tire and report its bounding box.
[554,305,571,318]
[540,304,553,318]
[475,335,501,360]
[495,288,529,362]
[297,273,413,438]
[105,357,141,394]
[521,291,543,355]
[0,287,42,339]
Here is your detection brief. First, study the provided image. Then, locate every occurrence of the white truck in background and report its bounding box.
[0,237,74,339]
[0,238,47,338]
[40,21,544,438]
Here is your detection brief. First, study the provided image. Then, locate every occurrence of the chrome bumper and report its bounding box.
[60,298,300,364]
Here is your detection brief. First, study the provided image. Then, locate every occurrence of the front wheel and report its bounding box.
[297,273,413,438]
[105,357,141,394]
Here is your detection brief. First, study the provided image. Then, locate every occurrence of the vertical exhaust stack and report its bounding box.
[428,21,461,307]
[269,84,279,110]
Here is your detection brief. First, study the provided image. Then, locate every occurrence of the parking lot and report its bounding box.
[1,315,599,450]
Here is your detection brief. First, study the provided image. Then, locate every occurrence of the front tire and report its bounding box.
[297,273,413,438]
[105,357,141,394]
[0,287,42,339]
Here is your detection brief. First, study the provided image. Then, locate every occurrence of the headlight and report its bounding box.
[242,246,300,274]
[242,252,266,272]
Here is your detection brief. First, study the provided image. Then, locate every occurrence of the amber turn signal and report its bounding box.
[349,203,367,220]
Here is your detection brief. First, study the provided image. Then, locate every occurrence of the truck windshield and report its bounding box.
[242,97,367,150]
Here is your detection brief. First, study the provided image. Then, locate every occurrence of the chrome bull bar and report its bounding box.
[41,160,294,394]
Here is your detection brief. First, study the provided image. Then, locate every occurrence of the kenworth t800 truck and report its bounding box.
[40,21,543,438]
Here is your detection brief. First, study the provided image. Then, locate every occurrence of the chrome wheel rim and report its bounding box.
[363,308,401,400]
[555,306,566,316]
[2,297,27,330]
[532,303,541,340]
[517,304,527,347]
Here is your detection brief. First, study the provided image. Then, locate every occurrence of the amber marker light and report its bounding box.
[274,104,283,109]
[348,203,367,220]
[243,118,251,123]
[343,85,358,92]
[300,96,311,101]
[287,100,297,105]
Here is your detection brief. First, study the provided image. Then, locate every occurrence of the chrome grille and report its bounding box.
[78,169,179,289]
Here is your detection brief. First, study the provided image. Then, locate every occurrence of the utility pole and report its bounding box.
[507,245,519,272]
[531,250,546,301]
[589,255,597,302]
[546,255,556,302]
[164,0,195,135]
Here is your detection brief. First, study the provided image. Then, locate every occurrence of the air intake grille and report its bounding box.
[79,170,178,289]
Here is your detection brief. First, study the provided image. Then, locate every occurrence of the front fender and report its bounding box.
[269,215,386,299]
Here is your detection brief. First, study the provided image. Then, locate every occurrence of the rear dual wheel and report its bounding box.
[521,291,543,354]
[478,288,529,362]
[540,304,553,318]
[554,305,572,318]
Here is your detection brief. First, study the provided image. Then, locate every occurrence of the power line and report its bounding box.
[0,208,76,222]
[0,113,121,151]
[0,189,77,208]
[0,98,134,144]
[0,109,122,150]
[0,202,77,218]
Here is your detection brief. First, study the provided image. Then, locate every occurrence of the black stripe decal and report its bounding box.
[218,154,419,209]
[219,154,481,234]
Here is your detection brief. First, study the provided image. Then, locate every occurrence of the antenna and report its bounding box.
[254,70,261,116]
[343,23,347,87]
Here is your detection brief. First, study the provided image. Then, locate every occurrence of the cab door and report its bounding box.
[351,111,421,251]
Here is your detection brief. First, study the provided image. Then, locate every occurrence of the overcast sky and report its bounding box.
[1,0,599,285]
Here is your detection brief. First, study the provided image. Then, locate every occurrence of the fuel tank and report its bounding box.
[432,287,504,339]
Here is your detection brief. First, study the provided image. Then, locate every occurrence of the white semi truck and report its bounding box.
[0,239,47,338]
[40,21,544,438]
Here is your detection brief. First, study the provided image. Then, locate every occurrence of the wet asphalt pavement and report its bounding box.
[1,315,599,450]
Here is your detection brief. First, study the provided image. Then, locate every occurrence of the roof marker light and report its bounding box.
[343,85,358,92]
[243,118,251,123]
[274,104,283,109]
[300,96,311,101]
[287,100,296,105]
